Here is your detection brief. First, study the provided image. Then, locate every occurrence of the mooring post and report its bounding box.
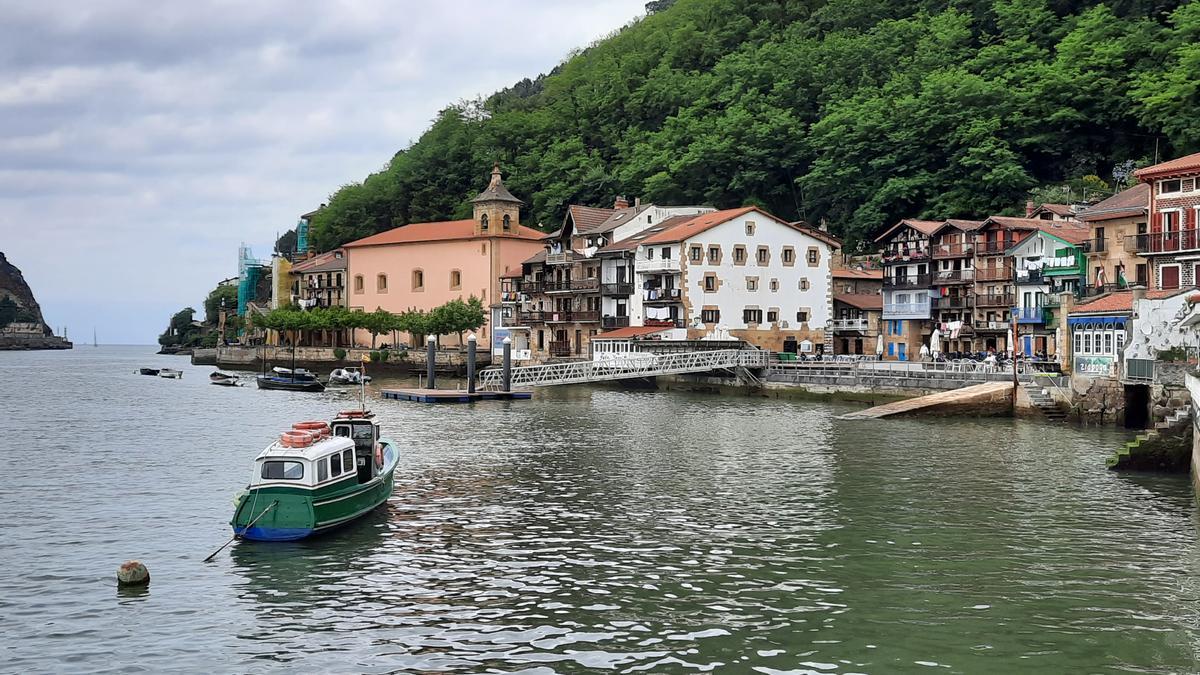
[466,333,477,394]
[502,336,512,393]
[426,334,437,390]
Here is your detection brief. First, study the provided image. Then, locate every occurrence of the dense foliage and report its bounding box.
[158,307,202,347]
[255,297,487,348]
[309,0,1198,252]
[0,296,38,328]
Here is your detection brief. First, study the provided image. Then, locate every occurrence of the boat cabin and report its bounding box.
[253,414,382,488]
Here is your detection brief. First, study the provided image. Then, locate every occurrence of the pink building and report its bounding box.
[343,164,544,346]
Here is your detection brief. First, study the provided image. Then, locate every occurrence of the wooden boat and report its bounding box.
[138,368,160,376]
[256,375,325,392]
[158,368,183,379]
[230,411,399,541]
[211,378,241,387]
[210,371,238,382]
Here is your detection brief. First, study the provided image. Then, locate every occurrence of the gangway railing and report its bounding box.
[478,349,768,389]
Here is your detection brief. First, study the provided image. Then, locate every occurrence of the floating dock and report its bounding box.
[840,381,1013,420]
[381,388,532,403]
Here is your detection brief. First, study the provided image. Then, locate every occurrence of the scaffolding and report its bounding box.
[296,217,309,255]
[237,245,268,316]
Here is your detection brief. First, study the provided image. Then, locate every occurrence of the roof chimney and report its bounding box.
[614,196,630,209]
[1025,200,1035,217]
[634,196,641,208]
[1131,284,1146,307]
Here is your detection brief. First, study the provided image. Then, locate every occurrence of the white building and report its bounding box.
[625,206,841,353]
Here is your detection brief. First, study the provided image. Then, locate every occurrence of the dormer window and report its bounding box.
[480,214,489,231]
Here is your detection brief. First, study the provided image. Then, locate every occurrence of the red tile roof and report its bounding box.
[1040,222,1092,245]
[594,216,695,253]
[291,249,345,273]
[638,207,842,247]
[1068,289,1186,315]
[593,326,673,339]
[874,219,943,243]
[343,219,543,247]
[1135,152,1200,180]
[982,216,1045,230]
[832,268,882,280]
[1079,184,1149,222]
[567,205,617,233]
[943,219,986,231]
[833,293,883,310]
[1032,203,1076,218]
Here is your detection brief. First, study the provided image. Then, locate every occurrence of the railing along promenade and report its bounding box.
[766,357,1058,390]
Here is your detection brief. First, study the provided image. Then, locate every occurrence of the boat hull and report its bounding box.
[231,439,399,541]
[256,376,325,392]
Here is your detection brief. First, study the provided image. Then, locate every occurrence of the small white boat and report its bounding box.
[159,368,183,379]
[328,367,371,386]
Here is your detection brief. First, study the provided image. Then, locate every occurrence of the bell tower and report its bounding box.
[471,163,523,237]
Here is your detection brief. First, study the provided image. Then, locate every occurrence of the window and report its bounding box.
[766,310,778,323]
[354,275,364,293]
[701,309,720,323]
[261,461,304,480]
[707,246,720,263]
[377,274,388,292]
[1184,178,1196,192]
[807,248,819,265]
[1116,329,1126,355]
[412,269,424,290]
[330,452,342,476]
[769,279,779,292]
[703,274,717,291]
[1103,331,1113,355]
[745,221,756,236]
[502,214,511,231]
[317,459,328,482]
[661,247,671,260]
[480,213,489,231]
[800,278,810,291]
[343,449,354,472]
[756,246,769,264]
[734,245,747,263]
[1083,331,1092,354]
[1074,330,1082,354]
[746,277,758,291]
[797,310,809,323]
[782,248,795,264]
[743,308,763,324]
[450,270,462,290]
[689,245,702,262]
[1160,179,1182,195]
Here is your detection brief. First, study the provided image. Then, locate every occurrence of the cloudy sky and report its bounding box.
[0,0,646,344]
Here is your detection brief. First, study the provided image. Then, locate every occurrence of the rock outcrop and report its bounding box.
[0,252,71,350]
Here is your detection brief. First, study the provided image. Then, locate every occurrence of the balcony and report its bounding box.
[544,280,597,293]
[644,318,684,328]
[832,318,870,332]
[932,242,974,258]
[934,295,974,310]
[545,310,599,323]
[1014,269,1044,285]
[571,278,599,292]
[601,282,634,296]
[881,248,930,264]
[1088,238,1106,254]
[548,340,572,357]
[1128,229,1200,255]
[644,288,682,303]
[933,269,974,284]
[602,316,631,329]
[976,293,1015,308]
[516,280,543,294]
[547,252,572,265]
[884,273,932,289]
[974,319,1009,331]
[976,240,1011,255]
[882,301,932,319]
[518,311,547,324]
[975,266,1014,282]
[1012,306,1045,324]
[635,257,681,273]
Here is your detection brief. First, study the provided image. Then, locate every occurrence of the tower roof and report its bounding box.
[471,163,523,205]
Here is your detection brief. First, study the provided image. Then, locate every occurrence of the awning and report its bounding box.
[1067,315,1128,329]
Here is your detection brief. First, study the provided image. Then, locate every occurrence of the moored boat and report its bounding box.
[328,367,371,386]
[138,367,160,376]
[210,371,238,382]
[159,368,183,379]
[212,378,241,387]
[230,411,399,541]
[256,375,325,392]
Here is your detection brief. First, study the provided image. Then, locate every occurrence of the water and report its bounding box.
[3,346,1200,673]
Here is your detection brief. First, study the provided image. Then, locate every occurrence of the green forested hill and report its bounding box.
[309,0,1200,251]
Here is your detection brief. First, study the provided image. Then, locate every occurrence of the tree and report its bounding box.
[363,308,398,349]
[203,284,239,326]
[275,228,298,255]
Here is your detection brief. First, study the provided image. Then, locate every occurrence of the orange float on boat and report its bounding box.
[279,430,314,447]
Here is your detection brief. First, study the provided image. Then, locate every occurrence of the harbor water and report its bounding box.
[3,346,1200,673]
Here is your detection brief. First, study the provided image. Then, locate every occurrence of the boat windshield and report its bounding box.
[261,460,304,480]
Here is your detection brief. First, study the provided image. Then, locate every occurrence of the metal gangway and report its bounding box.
[477,349,770,390]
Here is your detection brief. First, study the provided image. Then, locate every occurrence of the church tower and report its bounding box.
[471,163,523,237]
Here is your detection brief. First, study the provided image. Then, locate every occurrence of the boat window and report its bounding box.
[317,458,328,482]
[330,452,342,476]
[334,425,350,437]
[261,461,304,480]
[352,425,374,440]
[343,448,354,470]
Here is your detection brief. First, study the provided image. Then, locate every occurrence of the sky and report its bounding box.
[0,0,647,344]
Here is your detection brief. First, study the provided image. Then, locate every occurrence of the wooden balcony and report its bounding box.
[934,295,974,309]
[932,269,974,284]
[548,340,572,357]
[1128,229,1200,255]
[601,282,634,296]
[931,242,974,258]
[644,288,682,303]
[602,316,631,329]
[884,273,932,289]
[975,293,1015,308]
[975,266,1013,281]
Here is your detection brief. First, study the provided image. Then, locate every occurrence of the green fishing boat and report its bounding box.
[230,410,399,541]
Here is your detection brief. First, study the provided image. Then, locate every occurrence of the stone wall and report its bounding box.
[208,345,490,373]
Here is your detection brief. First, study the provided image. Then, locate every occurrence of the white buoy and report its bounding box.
[117,560,150,587]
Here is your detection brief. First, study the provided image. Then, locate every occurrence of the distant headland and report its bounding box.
[0,252,72,350]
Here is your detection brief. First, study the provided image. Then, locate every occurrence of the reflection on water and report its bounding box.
[2,346,1200,672]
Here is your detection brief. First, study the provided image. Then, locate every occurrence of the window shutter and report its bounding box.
[1152,211,1162,232]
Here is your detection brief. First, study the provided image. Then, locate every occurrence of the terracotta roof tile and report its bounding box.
[595,216,695,253]
[639,207,759,244]
[832,268,882,280]
[1039,223,1092,245]
[578,205,651,235]
[1078,184,1149,222]
[343,219,543,247]
[1032,203,1076,218]
[833,293,882,310]
[874,219,943,243]
[1068,289,1186,315]
[1134,152,1200,179]
[291,249,346,273]
[982,216,1045,230]
[943,219,986,231]
[567,205,617,233]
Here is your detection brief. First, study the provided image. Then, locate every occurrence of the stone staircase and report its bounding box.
[1107,406,1192,471]
[1023,381,1067,421]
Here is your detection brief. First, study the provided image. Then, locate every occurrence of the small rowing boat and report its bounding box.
[230,411,399,541]
[159,368,183,379]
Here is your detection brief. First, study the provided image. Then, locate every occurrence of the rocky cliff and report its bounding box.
[0,251,70,349]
